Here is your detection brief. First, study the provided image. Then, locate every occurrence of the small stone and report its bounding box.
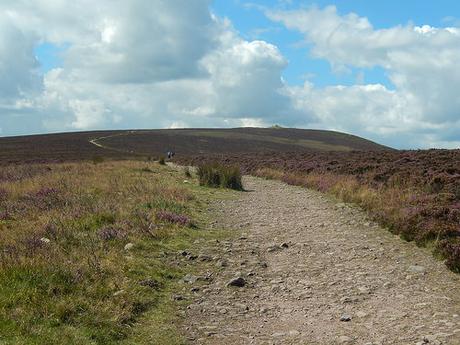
[271,332,286,338]
[408,265,426,274]
[281,242,289,248]
[227,277,246,287]
[139,279,160,289]
[198,254,212,261]
[340,314,352,322]
[267,245,281,253]
[183,274,198,284]
[113,290,125,296]
[40,237,51,244]
[338,335,353,344]
[356,311,368,318]
[172,294,184,301]
[124,243,134,250]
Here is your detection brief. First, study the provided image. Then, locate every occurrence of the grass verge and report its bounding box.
[0,161,236,344]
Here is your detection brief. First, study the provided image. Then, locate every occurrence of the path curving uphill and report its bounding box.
[182,176,460,345]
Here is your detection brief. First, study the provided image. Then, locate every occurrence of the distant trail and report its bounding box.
[88,131,139,154]
[182,176,460,345]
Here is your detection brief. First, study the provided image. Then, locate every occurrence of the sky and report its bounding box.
[1,1,460,149]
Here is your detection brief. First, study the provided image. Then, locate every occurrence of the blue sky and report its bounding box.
[3,0,460,148]
[35,1,460,88]
[211,0,460,88]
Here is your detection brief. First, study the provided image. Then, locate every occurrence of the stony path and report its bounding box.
[180,176,460,345]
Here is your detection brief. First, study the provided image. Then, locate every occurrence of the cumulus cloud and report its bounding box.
[268,5,460,148]
[0,2,459,148]
[0,0,293,135]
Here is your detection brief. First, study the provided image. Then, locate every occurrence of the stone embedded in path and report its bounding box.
[338,335,353,344]
[340,314,352,322]
[227,277,246,287]
[408,265,426,274]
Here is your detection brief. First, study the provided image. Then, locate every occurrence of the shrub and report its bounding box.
[197,162,243,190]
[92,156,104,165]
[184,166,192,178]
[156,210,191,226]
[158,156,166,165]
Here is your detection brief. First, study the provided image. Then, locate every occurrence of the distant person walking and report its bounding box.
[167,151,175,159]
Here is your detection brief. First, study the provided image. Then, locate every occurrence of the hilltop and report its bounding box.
[0,127,390,164]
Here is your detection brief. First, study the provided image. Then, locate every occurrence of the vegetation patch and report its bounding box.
[0,161,232,344]
[183,149,460,272]
[197,162,243,191]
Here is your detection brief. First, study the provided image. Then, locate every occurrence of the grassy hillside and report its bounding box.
[0,161,236,344]
[0,128,391,165]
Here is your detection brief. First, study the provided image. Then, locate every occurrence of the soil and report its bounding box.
[180,176,460,345]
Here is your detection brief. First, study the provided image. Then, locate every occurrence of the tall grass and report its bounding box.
[0,161,212,344]
[197,162,243,191]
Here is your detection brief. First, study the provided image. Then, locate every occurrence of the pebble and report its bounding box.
[340,314,352,322]
[124,243,134,250]
[227,277,246,287]
[408,265,426,274]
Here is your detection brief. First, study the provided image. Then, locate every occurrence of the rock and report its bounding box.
[356,311,368,318]
[172,294,185,301]
[40,237,51,244]
[227,277,246,287]
[338,335,353,344]
[408,265,426,274]
[198,254,212,261]
[191,287,200,292]
[139,279,160,289]
[340,314,352,322]
[124,243,134,250]
[235,303,249,311]
[183,274,198,284]
[271,332,286,338]
[281,242,289,248]
[113,290,125,296]
[216,260,228,268]
[267,245,281,253]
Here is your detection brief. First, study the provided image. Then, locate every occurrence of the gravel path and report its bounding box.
[181,176,460,345]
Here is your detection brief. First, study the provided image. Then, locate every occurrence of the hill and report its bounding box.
[0,128,391,164]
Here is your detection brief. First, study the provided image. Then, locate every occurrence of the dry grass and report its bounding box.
[0,161,227,344]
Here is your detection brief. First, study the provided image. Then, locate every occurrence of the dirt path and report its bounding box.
[181,176,460,345]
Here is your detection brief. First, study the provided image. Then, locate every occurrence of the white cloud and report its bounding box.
[0,2,459,148]
[268,5,460,148]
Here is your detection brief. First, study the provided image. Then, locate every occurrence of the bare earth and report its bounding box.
[181,176,460,345]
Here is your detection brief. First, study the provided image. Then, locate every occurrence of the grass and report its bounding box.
[0,161,235,344]
[197,162,243,191]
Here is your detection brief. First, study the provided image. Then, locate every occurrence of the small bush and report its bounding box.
[156,210,191,226]
[197,162,243,190]
[92,156,104,165]
[184,166,192,178]
[158,156,166,165]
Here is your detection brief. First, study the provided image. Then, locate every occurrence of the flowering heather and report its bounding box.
[0,188,8,202]
[97,226,126,241]
[156,210,191,226]
[0,161,209,343]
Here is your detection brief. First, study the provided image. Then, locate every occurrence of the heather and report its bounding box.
[181,149,460,271]
[0,161,227,344]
